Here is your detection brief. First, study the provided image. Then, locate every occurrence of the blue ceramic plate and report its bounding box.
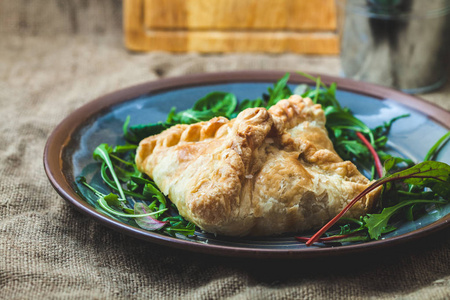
[44,71,450,259]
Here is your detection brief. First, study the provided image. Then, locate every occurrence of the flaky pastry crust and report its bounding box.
[136,95,379,236]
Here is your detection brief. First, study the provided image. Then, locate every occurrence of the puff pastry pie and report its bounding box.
[136,95,379,236]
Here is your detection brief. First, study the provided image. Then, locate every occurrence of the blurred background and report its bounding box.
[1,0,449,108]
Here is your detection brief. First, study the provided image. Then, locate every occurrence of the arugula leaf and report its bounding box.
[99,163,145,199]
[424,131,450,162]
[266,73,292,107]
[379,153,413,174]
[326,112,373,138]
[168,92,237,125]
[297,72,342,110]
[167,108,221,124]
[93,144,126,200]
[372,114,410,140]
[192,92,237,118]
[103,193,123,208]
[97,197,167,218]
[163,218,196,237]
[124,121,171,144]
[143,183,167,206]
[241,98,264,110]
[293,73,402,179]
[113,144,138,153]
[364,199,447,239]
[334,139,368,160]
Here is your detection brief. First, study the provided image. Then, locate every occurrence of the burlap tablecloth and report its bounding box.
[1,1,449,299]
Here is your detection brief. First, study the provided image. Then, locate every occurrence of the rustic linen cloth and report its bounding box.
[1,1,449,299]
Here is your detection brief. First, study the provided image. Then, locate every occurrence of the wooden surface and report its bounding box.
[143,0,336,30]
[124,0,339,54]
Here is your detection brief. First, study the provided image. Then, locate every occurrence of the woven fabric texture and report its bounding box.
[1,1,449,299]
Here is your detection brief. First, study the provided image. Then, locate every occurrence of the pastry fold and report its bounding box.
[136,95,379,236]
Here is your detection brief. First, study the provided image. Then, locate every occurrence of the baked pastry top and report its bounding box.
[136,95,379,236]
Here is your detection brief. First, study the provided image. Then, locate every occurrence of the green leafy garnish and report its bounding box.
[266,73,292,107]
[93,144,126,200]
[364,199,447,240]
[192,92,237,117]
[167,92,237,124]
[305,160,450,246]
[124,121,171,144]
[78,72,449,244]
[98,196,167,218]
[424,131,450,162]
[78,142,194,236]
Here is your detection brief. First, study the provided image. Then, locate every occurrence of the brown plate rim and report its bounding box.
[43,70,450,259]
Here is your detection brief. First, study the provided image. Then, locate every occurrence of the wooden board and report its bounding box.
[124,0,338,54]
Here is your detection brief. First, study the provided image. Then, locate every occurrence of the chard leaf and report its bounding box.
[391,161,450,198]
[360,160,450,240]
[134,202,167,231]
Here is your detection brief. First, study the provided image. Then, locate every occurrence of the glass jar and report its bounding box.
[336,0,450,93]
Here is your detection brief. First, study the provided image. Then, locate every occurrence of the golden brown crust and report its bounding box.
[136,95,379,236]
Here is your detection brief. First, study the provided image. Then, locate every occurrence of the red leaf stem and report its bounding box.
[356,131,383,178]
[304,185,375,246]
[296,232,358,243]
[304,170,443,246]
